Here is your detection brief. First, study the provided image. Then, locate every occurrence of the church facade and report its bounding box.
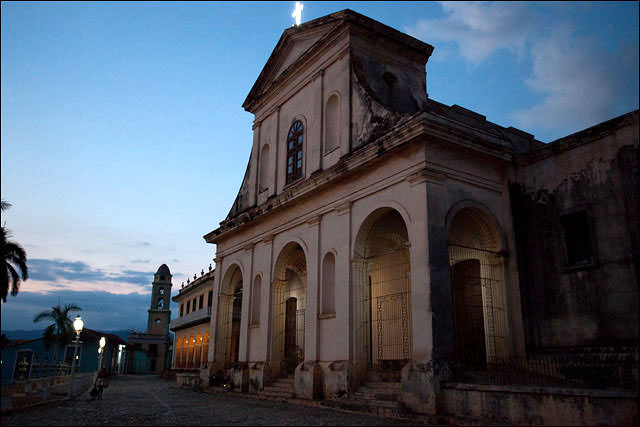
[203,10,638,424]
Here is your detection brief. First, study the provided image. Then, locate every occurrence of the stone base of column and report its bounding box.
[248,362,265,393]
[294,361,322,399]
[199,367,210,384]
[317,360,351,399]
[400,359,450,415]
[229,362,249,392]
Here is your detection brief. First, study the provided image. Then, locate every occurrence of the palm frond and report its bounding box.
[34,311,56,323]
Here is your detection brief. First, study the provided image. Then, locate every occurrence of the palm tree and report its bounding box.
[1,199,28,302]
[33,303,82,363]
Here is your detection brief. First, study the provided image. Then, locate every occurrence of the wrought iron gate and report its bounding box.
[448,243,506,369]
[355,246,411,372]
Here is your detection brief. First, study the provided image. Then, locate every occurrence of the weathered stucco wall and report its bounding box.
[442,383,638,426]
[512,112,639,351]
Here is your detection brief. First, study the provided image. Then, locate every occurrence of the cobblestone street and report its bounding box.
[1,375,435,426]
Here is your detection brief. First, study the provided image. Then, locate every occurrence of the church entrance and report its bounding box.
[230,287,243,364]
[353,209,412,383]
[448,206,508,371]
[450,258,487,370]
[284,297,298,373]
[270,243,307,379]
[215,264,243,369]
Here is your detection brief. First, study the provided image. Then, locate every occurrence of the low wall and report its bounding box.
[1,372,94,413]
[176,372,201,389]
[442,382,638,426]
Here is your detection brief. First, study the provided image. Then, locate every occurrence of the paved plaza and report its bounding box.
[1,375,437,426]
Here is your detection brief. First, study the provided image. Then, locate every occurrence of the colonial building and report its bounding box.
[203,9,638,425]
[127,264,173,374]
[170,265,214,386]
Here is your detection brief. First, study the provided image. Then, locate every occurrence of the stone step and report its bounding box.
[367,372,402,382]
[258,389,294,399]
[263,384,293,393]
[322,398,407,417]
[360,381,401,390]
[353,390,400,401]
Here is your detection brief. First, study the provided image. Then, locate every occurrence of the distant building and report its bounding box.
[201,9,638,425]
[127,264,173,374]
[1,328,127,385]
[169,265,214,385]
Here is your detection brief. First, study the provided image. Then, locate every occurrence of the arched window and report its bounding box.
[157,299,164,310]
[286,120,304,184]
[251,275,261,325]
[325,95,340,153]
[322,252,336,314]
[260,144,270,192]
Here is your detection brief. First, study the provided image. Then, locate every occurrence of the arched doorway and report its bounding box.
[270,242,307,378]
[353,208,411,382]
[216,264,243,369]
[448,206,508,370]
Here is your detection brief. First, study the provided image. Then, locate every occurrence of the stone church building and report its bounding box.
[201,10,637,424]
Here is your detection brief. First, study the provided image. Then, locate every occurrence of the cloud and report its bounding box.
[406,2,537,63]
[130,259,150,264]
[405,2,639,140]
[512,31,639,138]
[1,290,179,332]
[28,258,155,286]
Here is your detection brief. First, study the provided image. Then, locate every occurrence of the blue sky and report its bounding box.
[1,1,638,332]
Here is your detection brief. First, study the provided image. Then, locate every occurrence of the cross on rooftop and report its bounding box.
[292,2,303,26]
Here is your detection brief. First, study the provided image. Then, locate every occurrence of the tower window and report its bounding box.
[199,294,204,310]
[186,301,190,314]
[560,210,595,268]
[159,288,165,295]
[286,120,304,184]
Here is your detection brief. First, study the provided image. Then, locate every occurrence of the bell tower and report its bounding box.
[148,264,172,335]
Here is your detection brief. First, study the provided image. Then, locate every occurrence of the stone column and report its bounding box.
[208,256,224,373]
[294,216,321,399]
[401,168,452,415]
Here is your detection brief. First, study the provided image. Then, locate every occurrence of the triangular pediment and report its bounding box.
[243,12,347,112]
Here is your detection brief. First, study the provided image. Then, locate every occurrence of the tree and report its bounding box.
[1,199,28,302]
[33,303,82,363]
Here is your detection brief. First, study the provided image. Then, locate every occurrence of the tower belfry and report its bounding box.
[148,264,172,335]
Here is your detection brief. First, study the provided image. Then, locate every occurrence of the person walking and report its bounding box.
[94,369,106,400]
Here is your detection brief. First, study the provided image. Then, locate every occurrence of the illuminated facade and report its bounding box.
[170,266,214,384]
[202,9,638,425]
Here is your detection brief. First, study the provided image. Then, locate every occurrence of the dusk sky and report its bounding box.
[1,2,638,332]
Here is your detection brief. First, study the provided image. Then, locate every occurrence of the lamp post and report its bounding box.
[97,336,106,370]
[66,315,84,399]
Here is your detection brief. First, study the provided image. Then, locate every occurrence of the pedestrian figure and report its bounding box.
[94,369,106,400]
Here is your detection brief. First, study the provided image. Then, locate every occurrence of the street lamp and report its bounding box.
[66,315,84,399]
[98,336,106,370]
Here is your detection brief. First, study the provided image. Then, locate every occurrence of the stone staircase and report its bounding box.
[259,375,295,400]
[322,371,406,417]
